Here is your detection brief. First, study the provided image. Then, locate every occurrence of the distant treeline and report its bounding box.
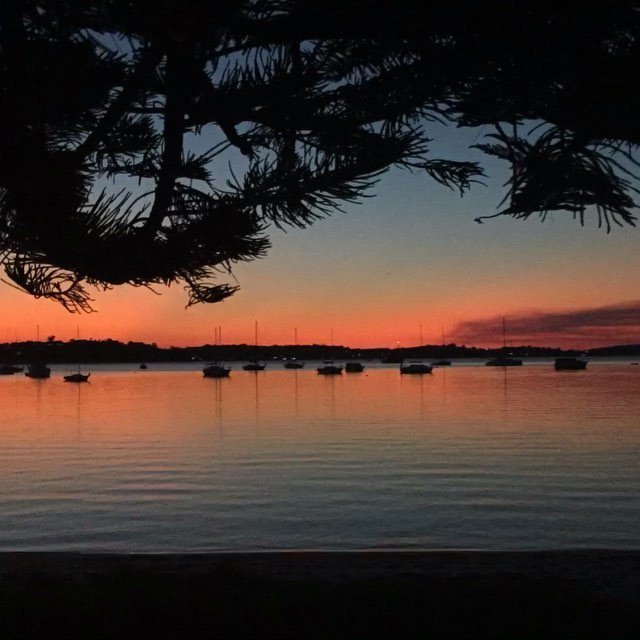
[1,339,638,364]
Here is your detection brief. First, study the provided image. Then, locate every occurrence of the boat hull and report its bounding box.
[243,363,266,371]
[485,358,523,366]
[317,366,343,375]
[400,364,433,374]
[64,373,90,383]
[554,358,587,371]
[0,365,23,375]
[203,366,231,378]
[25,364,51,379]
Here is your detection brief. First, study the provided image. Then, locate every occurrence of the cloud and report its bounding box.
[452,300,640,347]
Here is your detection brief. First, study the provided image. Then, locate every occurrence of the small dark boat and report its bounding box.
[400,361,433,374]
[554,357,587,371]
[139,363,148,370]
[432,359,451,366]
[0,364,23,375]
[345,362,365,373]
[64,372,90,383]
[485,357,523,367]
[25,363,51,379]
[284,361,304,369]
[243,361,266,371]
[203,364,231,378]
[317,362,343,375]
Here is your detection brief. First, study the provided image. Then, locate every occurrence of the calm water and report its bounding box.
[0,361,638,551]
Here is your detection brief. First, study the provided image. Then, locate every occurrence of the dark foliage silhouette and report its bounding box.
[1,1,638,310]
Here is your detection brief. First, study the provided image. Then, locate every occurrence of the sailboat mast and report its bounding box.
[76,324,80,373]
[502,316,506,349]
[419,324,423,346]
[255,320,258,347]
[294,327,298,346]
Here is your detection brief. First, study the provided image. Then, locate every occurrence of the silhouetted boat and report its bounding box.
[243,361,266,371]
[243,321,266,370]
[0,364,23,375]
[485,317,522,366]
[554,357,587,371]
[432,359,451,366]
[400,361,433,374]
[203,364,231,378]
[65,325,91,382]
[64,372,90,383]
[139,363,148,370]
[284,361,304,369]
[25,363,51,379]
[317,362,343,375]
[345,362,365,372]
[485,356,523,367]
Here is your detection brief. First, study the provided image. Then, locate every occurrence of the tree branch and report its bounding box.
[144,47,187,234]
[76,44,162,159]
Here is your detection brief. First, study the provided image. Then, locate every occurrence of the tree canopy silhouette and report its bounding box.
[1,1,639,311]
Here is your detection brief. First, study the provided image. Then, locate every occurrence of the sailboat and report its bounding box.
[25,324,51,379]
[485,317,522,366]
[317,328,342,374]
[284,328,305,369]
[433,327,452,366]
[64,325,90,382]
[203,325,231,377]
[243,321,266,371]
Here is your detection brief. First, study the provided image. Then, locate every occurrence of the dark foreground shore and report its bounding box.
[1,550,639,639]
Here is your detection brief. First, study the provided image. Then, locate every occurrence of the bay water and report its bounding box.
[0,361,638,551]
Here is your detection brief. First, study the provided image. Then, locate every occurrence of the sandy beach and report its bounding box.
[1,550,638,638]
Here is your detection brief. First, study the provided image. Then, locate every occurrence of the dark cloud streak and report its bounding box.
[453,301,640,347]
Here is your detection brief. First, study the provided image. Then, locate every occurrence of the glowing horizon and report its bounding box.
[1,129,638,349]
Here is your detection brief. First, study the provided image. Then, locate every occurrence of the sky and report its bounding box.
[1,125,639,349]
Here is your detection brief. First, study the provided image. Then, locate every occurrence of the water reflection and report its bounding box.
[0,365,638,551]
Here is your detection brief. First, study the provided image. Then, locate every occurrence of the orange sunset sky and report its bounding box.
[1,126,638,349]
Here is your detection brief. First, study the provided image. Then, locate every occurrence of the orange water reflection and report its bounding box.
[0,365,638,447]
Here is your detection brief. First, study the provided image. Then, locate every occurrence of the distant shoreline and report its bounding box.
[2,338,640,365]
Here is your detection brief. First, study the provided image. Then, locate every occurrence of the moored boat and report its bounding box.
[432,359,451,366]
[345,362,365,373]
[0,364,23,375]
[554,357,587,371]
[25,363,51,379]
[400,361,433,374]
[485,356,523,367]
[284,361,304,369]
[203,364,231,378]
[317,362,343,375]
[486,317,522,366]
[64,372,90,383]
[243,361,266,371]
